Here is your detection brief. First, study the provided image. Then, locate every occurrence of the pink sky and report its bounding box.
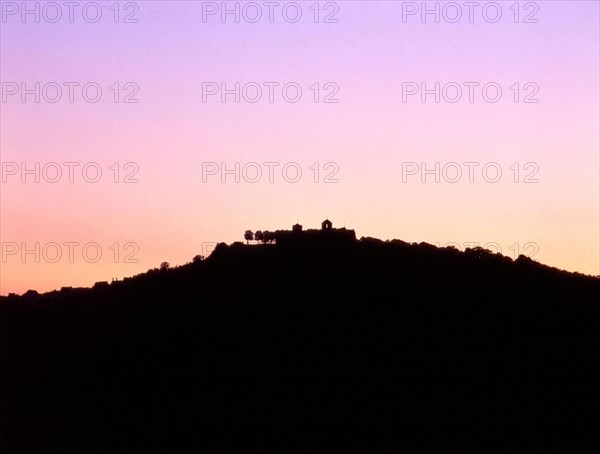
[1,1,599,294]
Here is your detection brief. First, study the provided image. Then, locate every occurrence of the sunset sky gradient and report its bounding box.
[1,0,599,294]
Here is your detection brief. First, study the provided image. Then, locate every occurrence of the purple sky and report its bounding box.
[1,1,599,293]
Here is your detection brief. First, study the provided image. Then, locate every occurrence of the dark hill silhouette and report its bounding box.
[1,228,599,449]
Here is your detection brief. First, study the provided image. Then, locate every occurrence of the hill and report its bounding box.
[1,235,599,449]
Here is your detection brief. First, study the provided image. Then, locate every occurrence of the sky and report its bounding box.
[0,0,599,294]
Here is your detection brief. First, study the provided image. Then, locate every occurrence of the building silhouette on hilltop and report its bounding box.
[273,219,356,247]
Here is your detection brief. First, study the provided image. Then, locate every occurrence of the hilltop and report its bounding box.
[1,225,598,449]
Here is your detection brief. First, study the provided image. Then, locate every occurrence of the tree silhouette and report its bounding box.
[262,230,275,244]
[244,230,254,244]
[159,262,170,271]
[254,230,264,243]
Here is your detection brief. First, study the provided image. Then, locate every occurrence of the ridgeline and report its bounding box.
[1,226,598,449]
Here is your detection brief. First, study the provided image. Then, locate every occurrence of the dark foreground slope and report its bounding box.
[1,239,599,449]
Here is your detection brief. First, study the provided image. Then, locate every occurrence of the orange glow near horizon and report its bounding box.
[1,1,599,295]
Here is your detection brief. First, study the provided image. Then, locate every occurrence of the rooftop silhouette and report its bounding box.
[247,219,357,248]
